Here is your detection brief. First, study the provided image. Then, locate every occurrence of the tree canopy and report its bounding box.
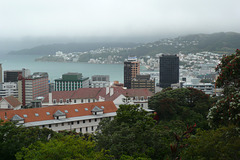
[148,88,210,129]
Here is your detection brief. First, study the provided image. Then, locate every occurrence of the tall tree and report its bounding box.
[208,49,240,128]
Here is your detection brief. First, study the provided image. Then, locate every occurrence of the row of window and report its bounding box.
[53,99,96,104]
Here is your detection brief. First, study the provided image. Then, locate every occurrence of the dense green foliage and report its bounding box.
[208,49,240,128]
[181,125,240,160]
[95,104,169,159]
[16,135,111,160]
[149,88,210,129]
[0,121,57,160]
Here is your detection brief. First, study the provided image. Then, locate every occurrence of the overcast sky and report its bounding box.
[1,0,240,39]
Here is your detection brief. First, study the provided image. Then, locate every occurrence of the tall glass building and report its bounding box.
[159,55,179,88]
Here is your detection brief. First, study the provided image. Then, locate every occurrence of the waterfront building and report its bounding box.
[182,78,214,95]
[159,54,179,88]
[55,72,89,91]
[4,68,31,82]
[0,101,117,134]
[124,57,140,89]
[18,72,49,106]
[0,82,18,98]
[131,74,155,93]
[90,75,110,88]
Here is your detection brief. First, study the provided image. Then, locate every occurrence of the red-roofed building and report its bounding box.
[0,95,21,110]
[0,101,117,134]
[42,87,154,109]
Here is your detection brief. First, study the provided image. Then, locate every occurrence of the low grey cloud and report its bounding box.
[0,0,239,38]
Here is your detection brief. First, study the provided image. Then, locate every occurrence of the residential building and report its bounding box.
[0,95,21,110]
[90,75,110,88]
[0,101,117,134]
[159,54,179,88]
[55,72,89,91]
[0,82,18,98]
[4,68,30,82]
[42,87,154,109]
[124,57,140,89]
[18,72,49,106]
[131,74,155,93]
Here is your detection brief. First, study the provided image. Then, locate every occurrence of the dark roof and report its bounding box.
[53,110,66,117]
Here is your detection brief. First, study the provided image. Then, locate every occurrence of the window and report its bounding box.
[71,122,74,125]
[75,109,78,112]
[23,114,28,118]
[80,128,82,132]
[95,118,97,122]
[74,99,76,103]
[65,110,68,113]
[81,99,83,103]
[89,119,91,123]
[88,99,90,102]
[60,99,63,103]
[42,125,45,128]
[101,106,104,109]
[62,123,64,126]
[49,124,51,128]
[66,99,69,103]
[84,108,88,111]
[53,99,56,104]
[92,126,94,131]
[77,121,80,124]
[68,122,70,125]
[46,112,50,115]
[83,120,85,123]
[35,113,39,117]
[55,124,58,127]
[86,127,88,132]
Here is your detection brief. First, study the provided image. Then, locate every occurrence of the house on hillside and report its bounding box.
[0,101,117,134]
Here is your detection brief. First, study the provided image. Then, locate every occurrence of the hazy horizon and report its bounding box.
[1,0,239,53]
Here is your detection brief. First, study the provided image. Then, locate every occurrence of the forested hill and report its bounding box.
[125,32,240,57]
[8,42,138,55]
[8,32,240,56]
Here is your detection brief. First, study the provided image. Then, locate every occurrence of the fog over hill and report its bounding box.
[6,32,240,57]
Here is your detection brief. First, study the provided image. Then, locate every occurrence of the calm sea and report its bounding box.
[0,54,149,83]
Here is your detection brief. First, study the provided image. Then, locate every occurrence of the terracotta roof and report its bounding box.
[42,87,153,103]
[2,95,21,108]
[0,101,117,123]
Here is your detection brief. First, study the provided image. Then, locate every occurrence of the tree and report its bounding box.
[16,135,111,160]
[208,49,240,128]
[148,88,210,129]
[180,125,240,160]
[0,121,57,160]
[95,104,169,159]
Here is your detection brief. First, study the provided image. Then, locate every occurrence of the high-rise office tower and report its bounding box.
[124,57,140,89]
[159,54,179,88]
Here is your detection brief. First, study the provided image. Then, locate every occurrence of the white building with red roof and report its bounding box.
[42,87,154,109]
[0,101,117,134]
[0,95,21,110]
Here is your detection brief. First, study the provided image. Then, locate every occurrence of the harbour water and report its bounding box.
[0,54,125,83]
[0,54,154,83]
